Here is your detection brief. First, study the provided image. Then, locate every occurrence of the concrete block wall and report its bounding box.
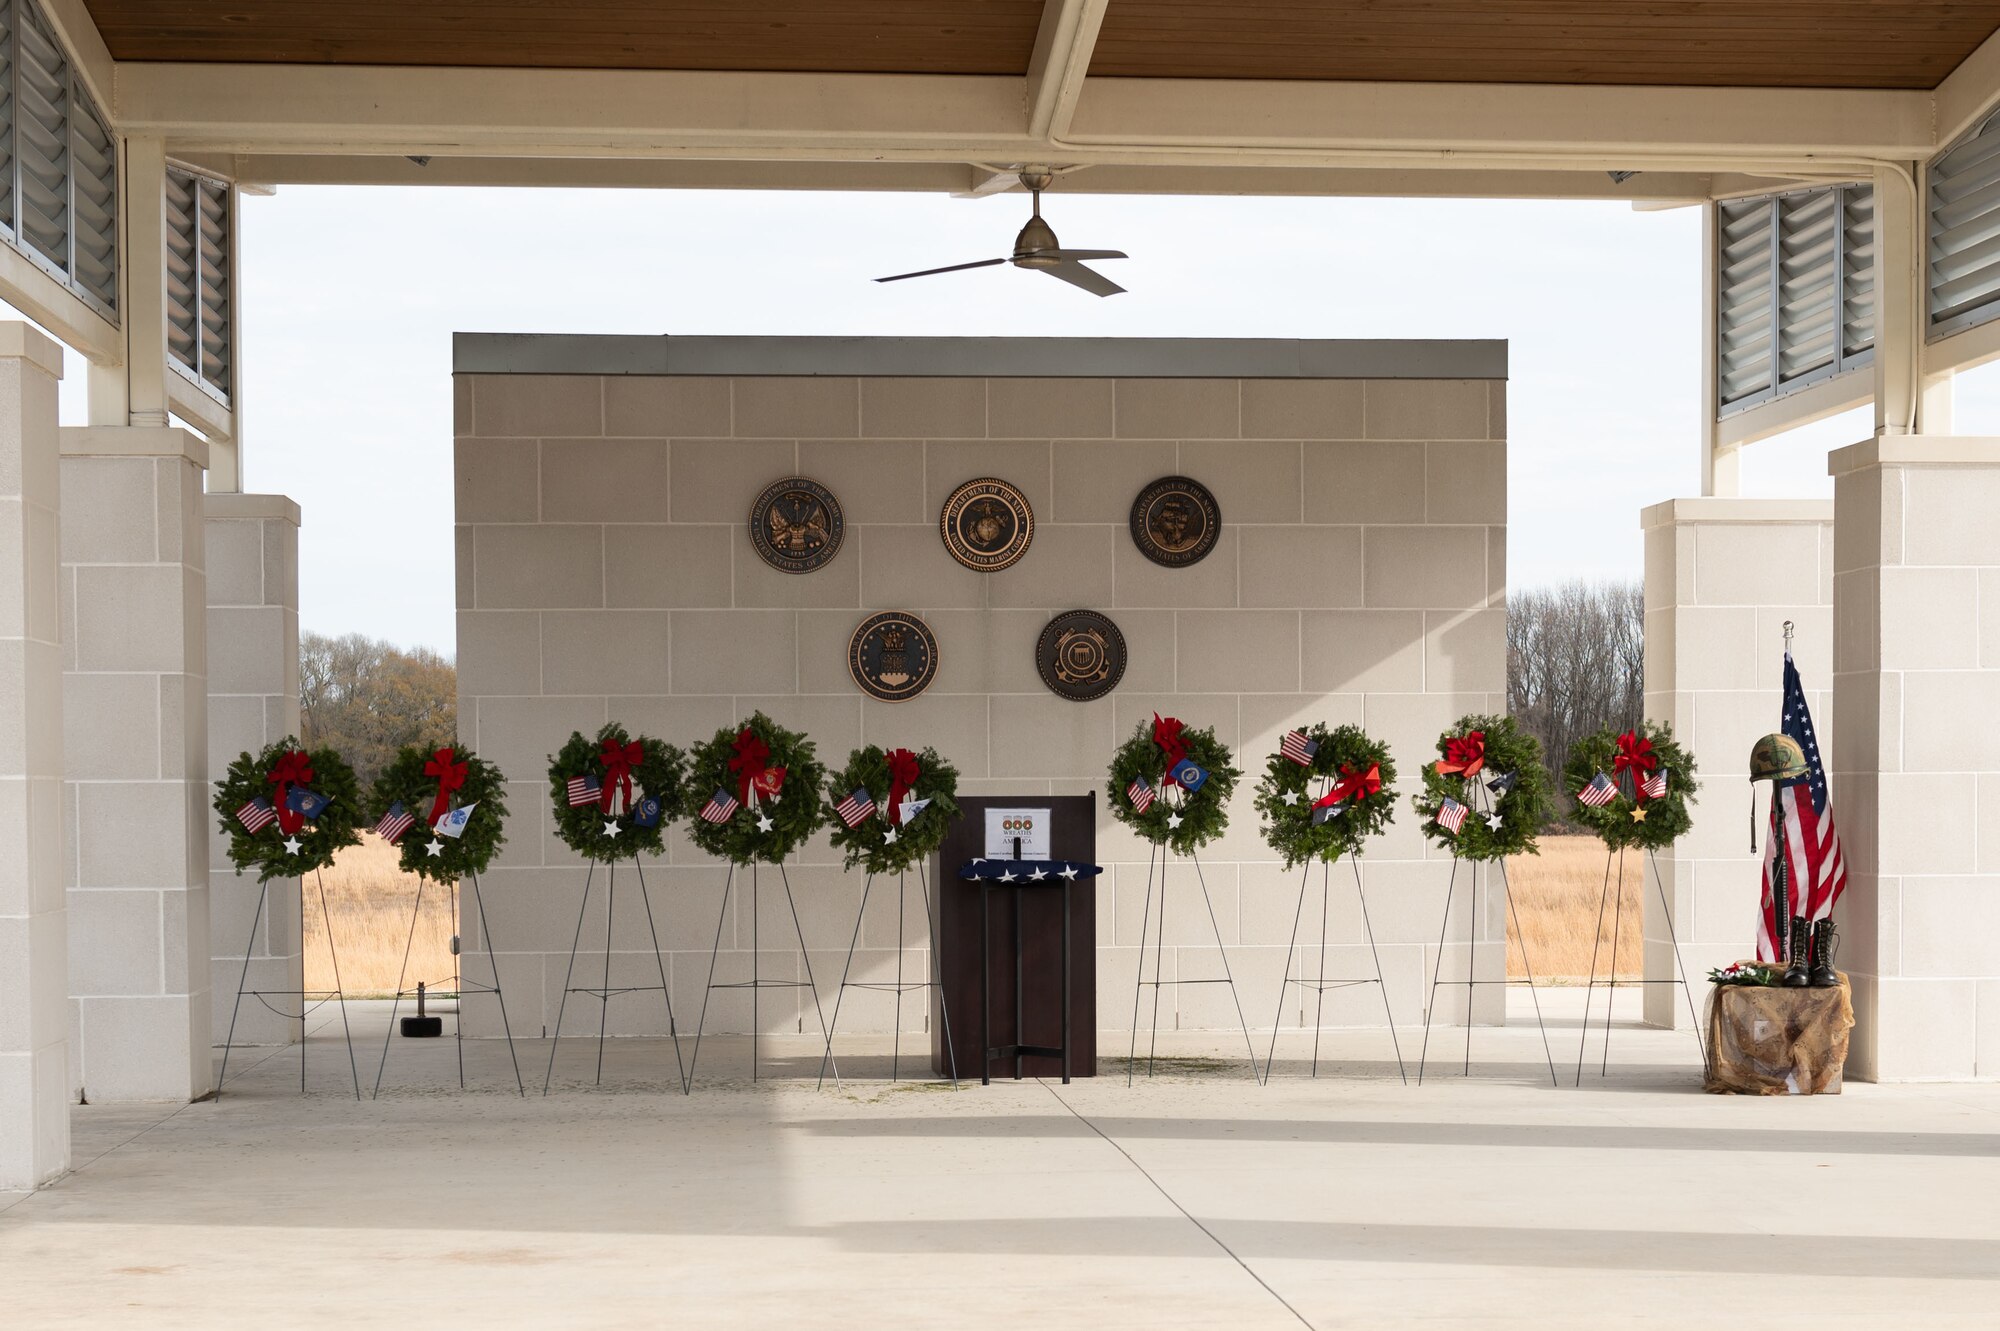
[0,325,68,1187]
[205,494,303,1047]
[1640,498,1833,1027]
[59,426,213,1102]
[1831,437,2000,1081]
[451,336,1508,1043]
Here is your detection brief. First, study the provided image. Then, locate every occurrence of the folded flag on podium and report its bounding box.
[700,788,739,824]
[1280,729,1318,766]
[566,774,602,808]
[373,801,414,844]
[1577,772,1618,808]
[1435,798,1469,834]
[435,803,477,839]
[1127,776,1154,813]
[835,786,876,828]
[632,795,664,829]
[236,797,277,833]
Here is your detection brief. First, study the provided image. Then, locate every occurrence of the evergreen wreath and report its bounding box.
[368,744,510,882]
[212,737,364,882]
[547,723,687,863]
[681,711,827,866]
[1412,713,1553,862]
[823,744,961,875]
[1107,714,1241,853]
[1563,721,1698,851]
[1253,724,1397,867]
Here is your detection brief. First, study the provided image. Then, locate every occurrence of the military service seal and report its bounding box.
[939,477,1034,572]
[848,611,940,703]
[750,477,844,574]
[1130,475,1221,568]
[1036,609,1126,702]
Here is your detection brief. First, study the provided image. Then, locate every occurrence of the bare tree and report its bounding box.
[1508,580,1644,812]
[299,631,456,789]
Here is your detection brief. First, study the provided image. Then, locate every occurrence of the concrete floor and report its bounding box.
[4,992,1998,1329]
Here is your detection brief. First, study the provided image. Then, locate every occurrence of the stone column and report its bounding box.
[1831,437,2000,1080]
[204,495,302,1047]
[60,426,212,1102]
[0,325,67,1188]
[1640,498,1833,1027]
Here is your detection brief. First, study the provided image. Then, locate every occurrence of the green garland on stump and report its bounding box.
[1411,713,1553,862]
[547,723,686,863]
[1106,717,1241,854]
[368,745,510,881]
[212,737,364,882]
[1563,721,1699,851]
[1253,723,1397,867]
[681,711,827,866]
[823,745,961,875]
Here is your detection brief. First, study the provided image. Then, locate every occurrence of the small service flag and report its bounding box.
[236,797,277,834]
[632,796,664,829]
[1435,798,1469,834]
[1311,802,1344,826]
[1169,758,1208,792]
[566,774,602,808]
[1127,776,1155,813]
[373,801,414,844]
[1577,772,1619,808]
[286,786,331,820]
[835,786,877,829]
[1486,770,1518,800]
[700,788,739,824]
[1641,768,1668,800]
[1280,730,1319,767]
[897,797,931,825]
[434,803,477,839]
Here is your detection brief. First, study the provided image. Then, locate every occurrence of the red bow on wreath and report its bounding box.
[728,729,785,807]
[1152,714,1188,780]
[423,746,468,826]
[598,737,643,813]
[1312,762,1382,811]
[1434,732,1485,780]
[1613,731,1658,800]
[885,748,921,826]
[267,749,314,835]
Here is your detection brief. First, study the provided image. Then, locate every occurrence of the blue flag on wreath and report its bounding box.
[286,786,331,820]
[631,795,664,829]
[1169,758,1208,792]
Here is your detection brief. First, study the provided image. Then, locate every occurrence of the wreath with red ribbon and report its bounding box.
[1412,713,1553,861]
[547,724,687,862]
[824,744,961,875]
[212,737,364,882]
[1254,723,1398,866]
[1106,713,1240,852]
[368,744,510,881]
[681,712,827,866]
[1563,721,1698,850]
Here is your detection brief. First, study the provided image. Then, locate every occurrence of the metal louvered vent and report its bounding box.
[0,0,118,321]
[1929,108,2000,340]
[164,164,230,401]
[1716,183,1874,416]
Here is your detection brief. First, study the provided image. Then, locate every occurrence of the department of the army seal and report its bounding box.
[1035,610,1126,702]
[849,611,940,703]
[750,477,845,574]
[939,477,1034,572]
[1129,475,1221,568]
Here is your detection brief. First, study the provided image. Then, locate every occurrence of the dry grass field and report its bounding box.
[309,832,1641,998]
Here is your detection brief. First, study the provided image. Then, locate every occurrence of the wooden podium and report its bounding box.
[931,795,1097,1079]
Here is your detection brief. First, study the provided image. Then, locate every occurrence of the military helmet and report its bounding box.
[1749,733,1806,783]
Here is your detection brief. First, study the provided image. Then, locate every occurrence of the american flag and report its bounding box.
[700,788,739,824]
[1576,773,1619,808]
[373,801,414,844]
[236,797,277,833]
[1759,653,1847,962]
[1435,798,1468,834]
[835,786,876,829]
[1127,776,1154,813]
[1280,729,1318,766]
[1641,767,1668,800]
[566,774,601,808]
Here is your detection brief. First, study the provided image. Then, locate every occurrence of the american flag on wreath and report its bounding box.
[700,788,739,824]
[235,797,277,833]
[373,801,415,844]
[1127,776,1154,813]
[1576,772,1619,808]
[835,786,876,829]
[1641,767,1668,800]
[566,774,602,808]
[1435,798,1468,834]
[1758,653,1847,962]
[1280,729,1318,766]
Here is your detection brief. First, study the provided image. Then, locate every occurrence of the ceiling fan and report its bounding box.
[875,171,1128,297]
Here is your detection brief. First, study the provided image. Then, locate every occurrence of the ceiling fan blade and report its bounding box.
[1042,261,1126,297]
[1044,249,1128,262]
[875,257,1007,283]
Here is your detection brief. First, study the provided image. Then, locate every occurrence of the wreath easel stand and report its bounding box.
[372,869,525,1098]
[688,859,833,1088]
[217,870,361,1101]
[542,855,686,1095]
[1265,852,1406,1082]
[1127,829,1262,1085]
[817,861,956,1088]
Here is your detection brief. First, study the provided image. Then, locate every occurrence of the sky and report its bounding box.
[37,183,1992,653]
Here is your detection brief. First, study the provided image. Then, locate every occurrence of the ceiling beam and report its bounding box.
[1026,0,1110,141]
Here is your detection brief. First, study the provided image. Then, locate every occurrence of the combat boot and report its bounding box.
[1809,919,1839,988]
[1782,917,1811,987]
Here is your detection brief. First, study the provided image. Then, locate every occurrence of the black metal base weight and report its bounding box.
[818,863,957,1089]
[1264,854,1407,1082]
[372,869,525,1098]
[688,861,832,1089]
[1574,845,1713,1084]
[543,857,687,1095]
[216,871,361,1101]
[1127,844,1261,1086]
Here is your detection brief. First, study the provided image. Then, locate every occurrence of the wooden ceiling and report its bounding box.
[80,0,2000,89]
